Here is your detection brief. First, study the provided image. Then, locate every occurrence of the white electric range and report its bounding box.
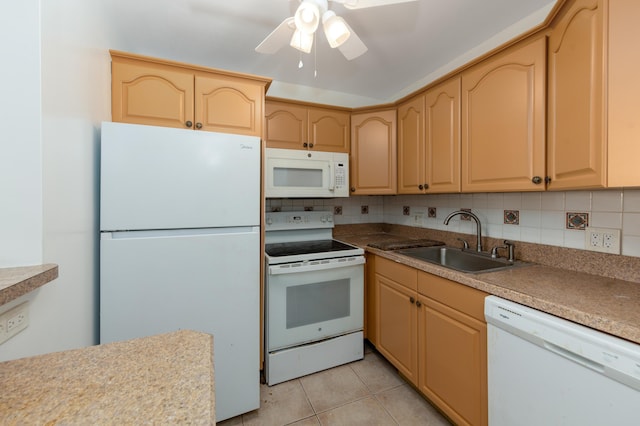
[264,211,365,385]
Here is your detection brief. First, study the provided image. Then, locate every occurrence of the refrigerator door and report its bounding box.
[100,122,260,231]
[100,227,260,421]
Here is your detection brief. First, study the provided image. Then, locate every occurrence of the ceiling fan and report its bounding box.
[255,0,417,60]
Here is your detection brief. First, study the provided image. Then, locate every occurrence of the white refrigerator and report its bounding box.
[99,122,260,421]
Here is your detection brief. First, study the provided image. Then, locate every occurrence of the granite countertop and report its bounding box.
[0,264,59,306]
[338,231,640,345]
[0,329,215,424]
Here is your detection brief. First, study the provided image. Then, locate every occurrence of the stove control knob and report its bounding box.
[327,216,333,222]
[266,217,273,225]
[320,216,327,223]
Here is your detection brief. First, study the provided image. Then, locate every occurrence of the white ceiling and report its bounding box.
[103,0,557,107]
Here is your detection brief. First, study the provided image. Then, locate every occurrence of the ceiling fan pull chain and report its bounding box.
[314,33,318,78]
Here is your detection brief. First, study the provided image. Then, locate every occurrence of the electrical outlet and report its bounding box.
[413,211,424,225]
[0,302,29,345]
[585,227,621,254]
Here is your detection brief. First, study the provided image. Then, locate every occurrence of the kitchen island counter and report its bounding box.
[0,264,58,306]
[0,329,215,424]
[337,226,640,345]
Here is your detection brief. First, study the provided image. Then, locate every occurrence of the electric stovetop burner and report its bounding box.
[265,239,357,257]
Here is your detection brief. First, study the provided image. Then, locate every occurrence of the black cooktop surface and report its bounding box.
[265,239,358,257]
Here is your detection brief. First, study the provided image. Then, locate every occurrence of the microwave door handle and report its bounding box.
[328,163,335,192]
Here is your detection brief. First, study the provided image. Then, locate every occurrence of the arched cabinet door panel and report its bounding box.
[112,61,194,129]
[461,35,546,192]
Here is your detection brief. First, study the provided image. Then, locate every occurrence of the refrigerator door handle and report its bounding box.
[101,227,259,240]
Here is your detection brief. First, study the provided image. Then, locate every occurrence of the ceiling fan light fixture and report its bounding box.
[294,1,321,34]
[290,29,314,54]
[322,11,351,48]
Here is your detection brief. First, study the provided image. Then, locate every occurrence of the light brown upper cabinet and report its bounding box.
[461,35,546,192]
[110,51,270,137]
[397,94,425,194]
[350,109,397,195]
[424,77,461,193]
[265,100,350,152]
[547,0,640,189]
[398,77,460,194]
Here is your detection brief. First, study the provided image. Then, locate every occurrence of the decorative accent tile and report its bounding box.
[304,206,314,211]
[403,206,410,216]
[504,210,520,225]
[334,206,343,215]
[428,207,437,218]
[361,205,369,214]
[461,208,472,221]
[566,212,589,230]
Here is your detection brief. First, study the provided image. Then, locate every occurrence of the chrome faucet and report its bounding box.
[444,210,483,252]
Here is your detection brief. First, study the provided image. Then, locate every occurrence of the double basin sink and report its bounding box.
[396,245,525,274]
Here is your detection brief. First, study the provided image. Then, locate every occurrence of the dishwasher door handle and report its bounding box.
[543,340,605,373]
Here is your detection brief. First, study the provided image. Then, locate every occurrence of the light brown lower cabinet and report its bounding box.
[417,272,488,426]
[372,255,488,426]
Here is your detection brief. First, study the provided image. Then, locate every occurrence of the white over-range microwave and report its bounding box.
[264,148,349,198]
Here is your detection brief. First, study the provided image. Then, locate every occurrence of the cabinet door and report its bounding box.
[112,60,194,129]
[397,94,426,194]
[425,77,461,193]
[418,296,487,426]
[461,35,546,192]
[376,274,418,386]
[350,110,397,195]
[308,108,350,152]
[195,74,263,137]
[547,0,605,189]
[264,101,307,149]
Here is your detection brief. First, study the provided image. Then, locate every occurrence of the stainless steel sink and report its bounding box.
[396,246,527,274]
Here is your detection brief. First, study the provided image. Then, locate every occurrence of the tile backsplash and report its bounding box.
[265,188,640,258]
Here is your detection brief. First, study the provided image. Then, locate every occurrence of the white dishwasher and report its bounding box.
[485,296,640,426]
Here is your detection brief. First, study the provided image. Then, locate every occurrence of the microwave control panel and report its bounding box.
[335,162,347,189]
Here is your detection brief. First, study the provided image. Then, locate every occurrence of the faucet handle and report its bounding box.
[456,238,470,250]
[503,240,515,262]
[491,244,507,259]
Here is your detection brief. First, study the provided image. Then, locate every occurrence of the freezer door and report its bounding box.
[100,122,260,231]
[100,228,260,421]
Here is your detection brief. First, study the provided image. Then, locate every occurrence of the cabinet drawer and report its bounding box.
[418,272,488,322]
[376,257,417,291]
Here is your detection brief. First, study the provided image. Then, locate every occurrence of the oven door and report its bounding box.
[266,257,365,352]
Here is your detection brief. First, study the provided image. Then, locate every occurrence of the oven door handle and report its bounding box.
[269,256,365,275]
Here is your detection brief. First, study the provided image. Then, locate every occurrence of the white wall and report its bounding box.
[0,0,115,362]
[0,0,42,267]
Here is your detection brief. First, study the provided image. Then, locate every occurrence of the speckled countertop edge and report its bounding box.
[336,229,640,345]
[0,329,215,424]
[0,264,59,306]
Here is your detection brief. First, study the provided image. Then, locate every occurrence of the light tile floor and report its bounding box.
[218,344,452,426]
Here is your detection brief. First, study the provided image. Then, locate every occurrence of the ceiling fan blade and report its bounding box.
[337,22,367,60]
[255,17,296,54]
[334,0,418,10]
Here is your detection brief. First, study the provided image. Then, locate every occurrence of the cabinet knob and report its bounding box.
[409,296,415,304]
[185,121,193,128]
[350,187,356,192]
[303,142,308,148]
[416,300,422,307]
[418,184,424,190]
[195,122,203,129]
[424,183,429,190]
[309,143,314,148]
[532,176,542,184]
[545,176,552,184]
